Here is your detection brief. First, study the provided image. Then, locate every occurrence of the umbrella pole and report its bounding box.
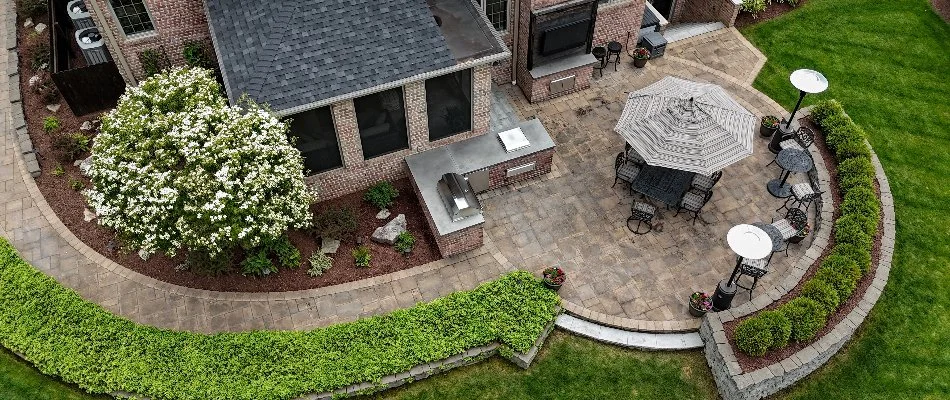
[784,89,807,130]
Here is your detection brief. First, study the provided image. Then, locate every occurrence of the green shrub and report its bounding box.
[311,207,358,240]
[51,164,65,176]
[810,99,845,126]
[831,243,872,274]
[834,136,872,161]
[394,231,416,255]
[269,236,301,269]
[758,310,792,349]
[30,41,51,71]
[67,177,84,191]
[734,317,773,356]
[841,186,880,219]
[800,279,840,315]
[16,0,47,18]
[837,157,875,192]
[307,252,333,277]
[43,115,60,134]
[352,245,371,267]
[185,249,232,275]
[364,181,399,210]
[53,132,91,160]
[740,0,766,16]
[241,247,276,276]
[779,297,828,342]
[835,215,874,251]
[138,49,168,77]
[0,238,559,400]
[815,255,861,303]
[818,113,852,134]
[182,41,215,70]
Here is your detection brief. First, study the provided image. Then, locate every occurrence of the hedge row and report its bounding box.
[735,100,881,356]
[0,238,560,400]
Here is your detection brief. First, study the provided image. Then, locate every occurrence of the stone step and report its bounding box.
[555,314,704,350]
[663,22,727,43]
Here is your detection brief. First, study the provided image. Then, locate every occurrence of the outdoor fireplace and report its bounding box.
[528,0,598,70]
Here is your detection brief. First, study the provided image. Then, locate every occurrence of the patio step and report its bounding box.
[555,314,703,350]
[662,22,726,43]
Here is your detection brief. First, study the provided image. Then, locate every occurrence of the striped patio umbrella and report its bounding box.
[614,76,757,176]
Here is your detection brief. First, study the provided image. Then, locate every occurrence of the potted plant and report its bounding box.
[689,292,712,317]
[542,267,566,291]
[632,48,650,68]
[789,223,811,244]
[760,115,780,138]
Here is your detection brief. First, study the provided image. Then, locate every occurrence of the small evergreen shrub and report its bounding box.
[16,0,47,18]
[816,255,861,302]
[740,0,766,16]
[779,297,827,342]
[831,243,872,274]
[43,115,60,133]
[31,41,51,71]
[734,317,773,356]
[53,132,91,160]
[837,157,875,192]
[307,252,333,277]
[841,187,880,221]
[800,279,840,314]
[310,207,358,240]
[185,249,232,275]
[138,49,167,77]
[394,231,415,255]
[810,99,845,125]
[352,245,371,267]
[364,181,399,210]
[182,40,215,70]
[270,236,301,269]
[758,310,792,350]
[835,215,874,251]
[834,137,872,161]
[241,247,276,276]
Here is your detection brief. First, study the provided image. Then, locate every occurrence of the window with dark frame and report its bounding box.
[425,69,473,142]
[109,0,155,36]
[478,0,508,31]
[354,88,409,159]
[287,106,343,174]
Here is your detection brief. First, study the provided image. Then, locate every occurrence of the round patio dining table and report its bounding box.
[767,148,813,198]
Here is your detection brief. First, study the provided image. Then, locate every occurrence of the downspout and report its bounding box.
[84,0,137,85]
[510,0,520,84]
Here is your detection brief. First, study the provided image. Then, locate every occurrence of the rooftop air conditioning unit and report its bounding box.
[67,0,95,30]
[76,27,108,65]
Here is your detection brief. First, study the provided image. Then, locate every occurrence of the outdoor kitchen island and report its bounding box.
[406,119,556,257]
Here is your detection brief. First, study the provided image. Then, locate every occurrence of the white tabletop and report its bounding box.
[727,224,773,260]
[790,69,828,94]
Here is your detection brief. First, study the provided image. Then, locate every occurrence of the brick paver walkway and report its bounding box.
[1,20,824,333]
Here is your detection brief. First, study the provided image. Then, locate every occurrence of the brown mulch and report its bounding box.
[735,1,809,29]
[933,0,950,22]
[723,118,885,372]
[17,14,441,292]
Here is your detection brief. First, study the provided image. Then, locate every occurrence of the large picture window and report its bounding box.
[426,69,473,142]
[109,0,155,36]
[354,88,409,159]
[477,0,508,31]
[287,106,343,174]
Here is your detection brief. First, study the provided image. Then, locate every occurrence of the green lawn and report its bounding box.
[0,349,109,400]
[741,0,950,398]
[362,331,716,400]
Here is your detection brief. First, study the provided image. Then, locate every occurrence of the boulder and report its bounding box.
[375,208,391,220]
[24,19,33,28]
[34,23,46,33]
[78,156,92,176]
[28,75,40,87]
[83,208,96,222]
[80,120,93,131]
[321,238,340,254]
[46,103,61,112]
[371,214,406,245]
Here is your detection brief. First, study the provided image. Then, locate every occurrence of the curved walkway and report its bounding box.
[1,22,823,334]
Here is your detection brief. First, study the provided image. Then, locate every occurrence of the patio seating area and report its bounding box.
[481,29,828,328]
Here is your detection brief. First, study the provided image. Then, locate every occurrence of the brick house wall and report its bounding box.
[670,0,740,26]
[492,32,514,84]
[307,64,495,201]
[85,0,211,83]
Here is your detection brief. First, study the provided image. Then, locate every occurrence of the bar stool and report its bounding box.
[592,46,607,77]
[606,41,622,71]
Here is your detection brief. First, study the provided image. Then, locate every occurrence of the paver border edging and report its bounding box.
[699,141,894,400]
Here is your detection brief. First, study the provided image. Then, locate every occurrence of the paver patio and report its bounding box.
[0,23,824,333]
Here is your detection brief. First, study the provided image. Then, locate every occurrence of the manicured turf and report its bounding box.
[363,331,716,400]
[0,349,107,400]
[741,0,950,398]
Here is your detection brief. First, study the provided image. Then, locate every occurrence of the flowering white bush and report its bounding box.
[86,67,311,257]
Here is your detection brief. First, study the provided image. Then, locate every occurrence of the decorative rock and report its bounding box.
[28,75,40,87]
[24,18,33,28]
[34,23,46,33]
[78,156,93,176]
[46,103,61,112]
[375,209,391,220]
[371,214,406,245]
[138,249,150,261]
[83,208,96,222]
[80,120,93,131]
[321,238,340,254]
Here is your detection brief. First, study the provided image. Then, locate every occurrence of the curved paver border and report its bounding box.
[700,140,894,400]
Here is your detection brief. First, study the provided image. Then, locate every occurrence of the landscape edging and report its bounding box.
[700,139,894,400]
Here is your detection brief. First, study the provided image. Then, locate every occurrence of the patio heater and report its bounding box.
[711,224,773,311]
[770,69,828,153]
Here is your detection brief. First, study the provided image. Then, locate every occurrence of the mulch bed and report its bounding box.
[16,14,441,292]
[723,118,885,372]
[933,0,950,22]
[735,1,809,29]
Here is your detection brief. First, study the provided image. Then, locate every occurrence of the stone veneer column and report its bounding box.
[405,81,431,152]
[330,100,365,169]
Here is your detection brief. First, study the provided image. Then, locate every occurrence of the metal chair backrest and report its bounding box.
[786,208,808,231]
[615,152,625,172]
[796,126,815,149]
[692,171,722,192]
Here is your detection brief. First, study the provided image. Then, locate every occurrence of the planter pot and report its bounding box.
[760,124,778,138]
[633,58,648,68]
[688,303,707,317]
[789,234,806,244]
[543,281,562,291]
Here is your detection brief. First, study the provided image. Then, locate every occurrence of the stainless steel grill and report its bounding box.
[437,173,482,222]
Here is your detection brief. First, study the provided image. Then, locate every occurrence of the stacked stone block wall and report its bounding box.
[307,64,494,201]
[408,170,484,257]
[85,0,211,83]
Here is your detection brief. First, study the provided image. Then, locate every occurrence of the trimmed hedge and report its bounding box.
[0,238,560,400]
[735,318,773,357]
[759,310,792,350]
[734,99,881,357]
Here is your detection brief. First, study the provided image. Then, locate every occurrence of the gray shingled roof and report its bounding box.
[206,0,457,113]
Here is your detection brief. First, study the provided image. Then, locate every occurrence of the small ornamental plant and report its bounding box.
[542,267,566,289]
[364,181,399,210]
[352,245,371,268]
[43,115,61,134]
[632,47,651,60]
[394,231,415,256]
[761,115,779,128]
[307,252,333,277]
[689,292,712,312]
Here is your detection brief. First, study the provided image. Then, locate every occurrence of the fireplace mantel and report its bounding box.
[529,53,598,79]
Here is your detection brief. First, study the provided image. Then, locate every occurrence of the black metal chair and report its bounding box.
[776,182,823,214]
[770,208,808,256]
[624,142,646,167]
[592,46,608,77]
[613,152,641,189]
[626,201,656,234]
[735,256,771,299]
[767,127,816,167]
[689,171,722,195]
[675,190,713,225]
